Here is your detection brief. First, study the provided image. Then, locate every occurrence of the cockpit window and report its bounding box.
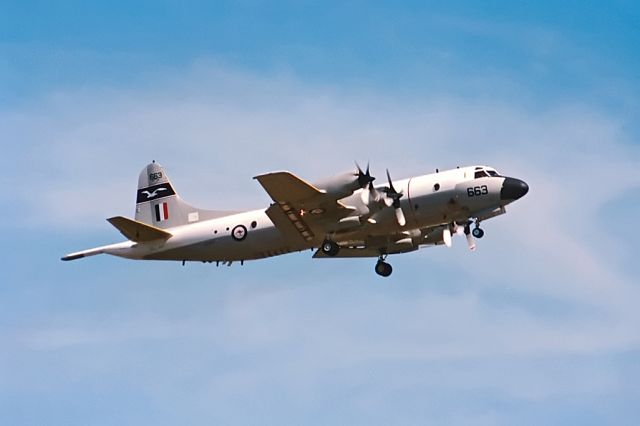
[475,168,501,178]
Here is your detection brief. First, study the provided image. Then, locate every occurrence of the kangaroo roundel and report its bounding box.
[232,225,248,241]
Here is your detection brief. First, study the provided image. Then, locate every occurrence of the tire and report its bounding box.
[472,227,485,239]
[321,240,340,256]
[375,261,393,277]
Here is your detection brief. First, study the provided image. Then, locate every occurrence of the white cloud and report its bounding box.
[3,65,637,224]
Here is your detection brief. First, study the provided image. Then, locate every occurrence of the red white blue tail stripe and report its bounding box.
[155,202,169,221]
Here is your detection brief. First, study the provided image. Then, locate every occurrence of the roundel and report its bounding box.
[231,224,248,241]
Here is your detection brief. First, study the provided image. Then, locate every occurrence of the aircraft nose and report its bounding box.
[501,177,529,201]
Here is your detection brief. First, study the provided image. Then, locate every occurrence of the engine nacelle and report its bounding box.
[313,171,363,200]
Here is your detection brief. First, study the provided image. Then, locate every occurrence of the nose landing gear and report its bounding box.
[375,254,393,277]
[472,223,485,238]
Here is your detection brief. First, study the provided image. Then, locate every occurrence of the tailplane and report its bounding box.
[107,216,172,242]
[135,162,238,229]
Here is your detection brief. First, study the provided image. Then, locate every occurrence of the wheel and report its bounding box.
[375,261,393,277]
[321,240,340,256]
[472,227,485,238]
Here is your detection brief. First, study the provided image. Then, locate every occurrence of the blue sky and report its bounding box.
[2,1,640,425]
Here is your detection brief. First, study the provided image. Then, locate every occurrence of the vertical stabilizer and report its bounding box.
[135,162,239,229]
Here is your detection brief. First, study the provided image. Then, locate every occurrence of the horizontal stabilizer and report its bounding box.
[61,241,135,261]
[107,216,172,242]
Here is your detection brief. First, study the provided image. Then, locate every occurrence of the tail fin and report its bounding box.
[135,162,238,229]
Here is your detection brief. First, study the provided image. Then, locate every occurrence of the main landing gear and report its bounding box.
[320,239,340,257]
[375,254,393,277]
[321,239,392,277]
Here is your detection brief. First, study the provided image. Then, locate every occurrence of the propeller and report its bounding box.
[382,169,406,227]
[356,165,405,227]
[355,162,375,188]
[361,181,382,205]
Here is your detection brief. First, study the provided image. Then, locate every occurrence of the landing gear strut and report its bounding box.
[375,255,393,277]
[320,239,340,256]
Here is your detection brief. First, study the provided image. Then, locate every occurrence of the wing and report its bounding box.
[313,235,419,258]
[313,246,384,258]
[313,223,450,258]
[254,171,356,244]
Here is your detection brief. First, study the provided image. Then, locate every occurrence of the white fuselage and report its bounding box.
[99,166,514,263]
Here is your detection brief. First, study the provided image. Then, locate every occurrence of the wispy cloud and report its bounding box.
[3,63,639,425]
[3,64,637,223]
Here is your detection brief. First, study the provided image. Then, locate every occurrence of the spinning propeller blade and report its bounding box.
[355,162,375,188]
[356,166,406,226]
[361,181,381,205]
[385,169,405,226]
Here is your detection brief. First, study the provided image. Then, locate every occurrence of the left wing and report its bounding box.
[312,222,455,258]
[254,171,356,243]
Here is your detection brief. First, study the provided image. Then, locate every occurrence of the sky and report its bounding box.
[1,1,640,424]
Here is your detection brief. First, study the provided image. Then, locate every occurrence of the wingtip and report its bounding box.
[106,216,122,224]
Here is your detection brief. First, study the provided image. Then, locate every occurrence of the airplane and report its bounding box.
[62,161,528,277]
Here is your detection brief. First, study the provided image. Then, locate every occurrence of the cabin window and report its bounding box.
[251,221,257,229]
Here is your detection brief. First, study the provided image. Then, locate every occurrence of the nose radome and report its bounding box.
[501,177,529,201]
